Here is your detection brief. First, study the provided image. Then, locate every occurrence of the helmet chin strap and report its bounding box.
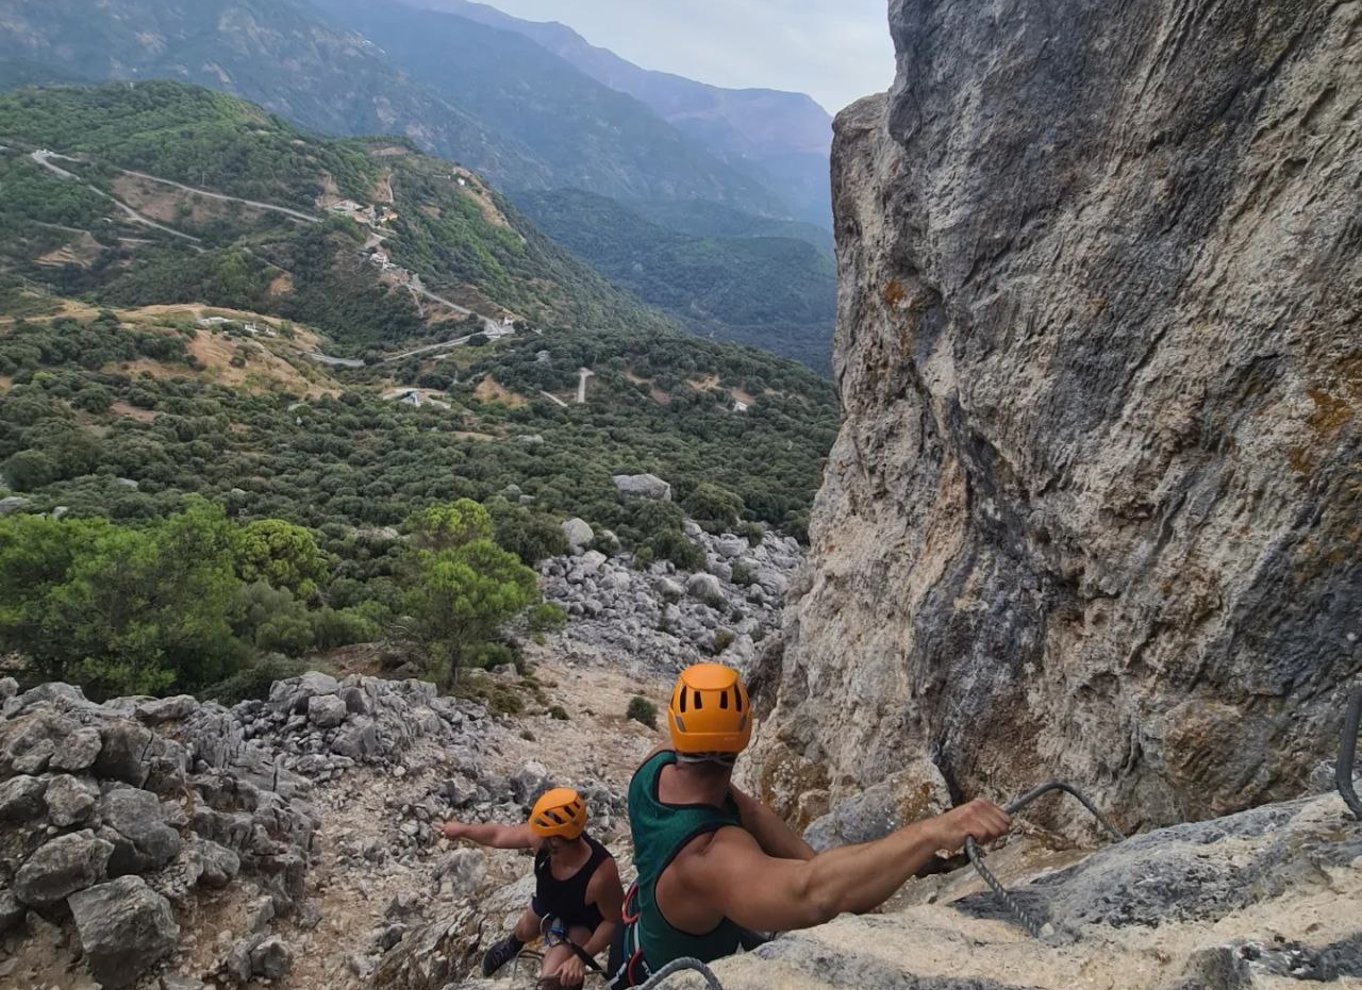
[677,753,737,769]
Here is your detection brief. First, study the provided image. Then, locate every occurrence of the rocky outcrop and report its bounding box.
[539,522,803,671]
[0,673,501,989]
[753,0,1362,831]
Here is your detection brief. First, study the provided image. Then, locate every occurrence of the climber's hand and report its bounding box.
[553,954,585,988]
[928,799,1010,853]
[439,821,468,841]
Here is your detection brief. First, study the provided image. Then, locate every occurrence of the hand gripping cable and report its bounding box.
[964,781,1125,940]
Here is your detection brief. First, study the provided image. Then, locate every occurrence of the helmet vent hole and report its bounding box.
[679,691,687,713]
[693,691,703,710]
[719,692,729,710]
[735,690,744,713]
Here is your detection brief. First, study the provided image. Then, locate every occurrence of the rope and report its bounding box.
[1340,686,1362,820]
[966,780,1125,940]
[633,957,724,990]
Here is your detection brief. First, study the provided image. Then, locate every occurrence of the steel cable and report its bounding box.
[965,780,1125,940]
[1340,686,1362,820]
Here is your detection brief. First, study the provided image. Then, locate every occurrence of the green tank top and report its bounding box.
[628,751,745,967]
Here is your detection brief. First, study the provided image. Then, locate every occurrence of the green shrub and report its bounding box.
[649,529,704,571]
[548,705,569,721]
[204,653,309,706]
[626,695,658,729]
[682,482,744,533]
[527,602,568,633]
[713,629,736,655]
[730,563,756,587]
[466,641,517,670]
[310,605,384,650]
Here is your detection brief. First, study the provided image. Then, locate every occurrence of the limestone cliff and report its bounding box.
[753,0,1362,831]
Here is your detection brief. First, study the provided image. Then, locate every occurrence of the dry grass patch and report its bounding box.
[474,376,529,408]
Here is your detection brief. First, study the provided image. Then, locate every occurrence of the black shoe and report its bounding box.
[481,934,524,977]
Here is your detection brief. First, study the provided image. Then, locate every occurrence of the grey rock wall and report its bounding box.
[752,0,1362,830]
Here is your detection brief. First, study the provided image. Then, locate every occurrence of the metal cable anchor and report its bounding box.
[964,780,1125,940]
[1340,685,1362,821]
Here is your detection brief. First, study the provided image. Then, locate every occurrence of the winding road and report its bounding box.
[31,150,203,245]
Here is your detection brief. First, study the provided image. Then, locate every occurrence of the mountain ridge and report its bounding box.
[409,0,835,227]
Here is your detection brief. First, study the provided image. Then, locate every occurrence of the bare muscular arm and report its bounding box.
[439,821,536,850]
[676,800,1010,932]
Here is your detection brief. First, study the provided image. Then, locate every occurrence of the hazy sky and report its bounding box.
[477,1,895,114]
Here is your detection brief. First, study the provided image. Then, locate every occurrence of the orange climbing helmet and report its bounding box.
[529,787,587,840]
[668,663,752,755]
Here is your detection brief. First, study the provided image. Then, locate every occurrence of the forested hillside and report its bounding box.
[0,82,672,354]
[0,82,839,704]
[517,190,837,373]
[0,0,839,369]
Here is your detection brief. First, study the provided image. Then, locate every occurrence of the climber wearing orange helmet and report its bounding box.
[440,787,623,989]
[607,663,1011,988]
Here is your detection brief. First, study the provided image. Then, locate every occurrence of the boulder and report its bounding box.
[0,495,31,516]
[50,726,102,772]
[612,473,672,501]
[509,761,552,807]
[0,774,47,821]
[269,671,341,713]
[713,535,749,559]
[43,774,97,827]
[191,837,240,888]
[135,695,199,724]
[561,517,595,553]
[250,935,293,979]
[308,694,349,729]
[12,830,114,908]
[331,717,378,760]
[100,788,182,872]
[93,721,154,786]
[0,676,17,700]
[69,876,179,990]
[575,550,608,576]
[686,572,725,606]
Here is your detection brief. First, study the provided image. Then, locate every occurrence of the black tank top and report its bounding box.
[534,833,612,930]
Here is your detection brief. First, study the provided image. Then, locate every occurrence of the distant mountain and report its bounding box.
[0,0,779,213]
[411,0,834,229]
[308,0,784,213]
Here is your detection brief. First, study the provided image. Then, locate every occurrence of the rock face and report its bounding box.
[753,0,1362,830]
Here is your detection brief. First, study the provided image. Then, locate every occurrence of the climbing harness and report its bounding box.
[1340,685,1362,821]
[964,780,1125,940]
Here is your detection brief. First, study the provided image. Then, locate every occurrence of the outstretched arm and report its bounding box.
[730,785,815,861]
[682,800,1010,932]
[439,821,536,849]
